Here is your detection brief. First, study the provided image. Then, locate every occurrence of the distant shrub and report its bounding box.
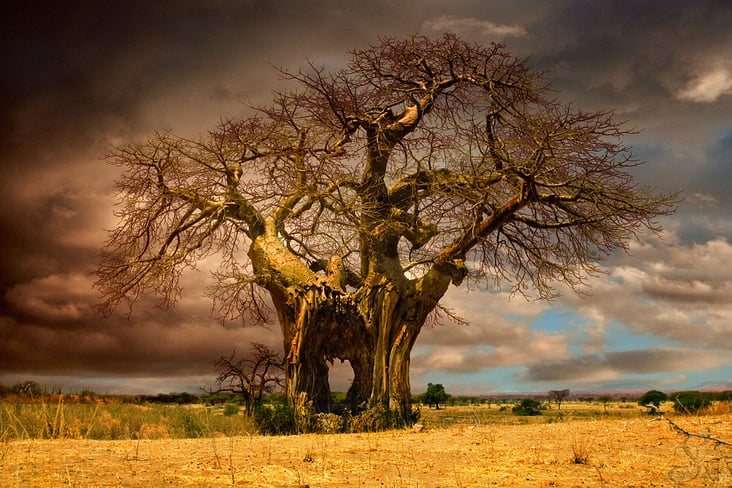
[254,404,296,435]
[223,403,240,416]
[670,391,711,414]
[512,398,543,416]
[637,390,667,412]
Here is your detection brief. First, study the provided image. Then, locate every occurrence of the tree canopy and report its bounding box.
[96,34,677,426]
[422,383,450,409]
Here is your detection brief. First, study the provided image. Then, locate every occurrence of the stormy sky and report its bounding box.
[2,0,731,395]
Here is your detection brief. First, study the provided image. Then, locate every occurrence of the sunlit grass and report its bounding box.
[418,401,645,429]
[0,398,678,441]
[1,399,258,441]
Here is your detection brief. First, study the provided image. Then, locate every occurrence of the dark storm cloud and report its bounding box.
[0,0,426,390]
[524,348,726,383]
[1,1,731,393]
[518,1,732,104]
[0,313,278,377]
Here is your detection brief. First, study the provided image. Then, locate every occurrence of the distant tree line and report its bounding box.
[138,392,201,404]
[4,380,730,416]
[637,389,731,414]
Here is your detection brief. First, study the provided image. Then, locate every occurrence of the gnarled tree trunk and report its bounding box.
[275,286,374,414]
[356,267,457,425]
[249,214,462,427]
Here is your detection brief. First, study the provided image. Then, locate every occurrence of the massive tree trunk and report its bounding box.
[280,290,334,413]
[357,267,457,424]
[248,217,459,427]
[276,286,374,415]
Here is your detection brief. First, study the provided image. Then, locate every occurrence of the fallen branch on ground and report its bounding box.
[665,417,732,447]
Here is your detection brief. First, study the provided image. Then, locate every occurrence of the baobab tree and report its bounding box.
[95,34,676,426]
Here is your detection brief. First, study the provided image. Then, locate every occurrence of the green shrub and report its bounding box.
[637,390,667,410]
[254,404,296,435]
[512,398,543,416]
[176,409,205,437]
[670,391,711,414]
[223,403,240,416]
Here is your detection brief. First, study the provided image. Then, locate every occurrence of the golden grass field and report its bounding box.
[2,404,731,487]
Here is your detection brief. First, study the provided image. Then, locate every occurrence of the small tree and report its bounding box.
[209,343,284,415]
[597,395,613,413]
[422,383,449,409]
[548,389,570,410]
[638,390,667,414]
[12,381,43,396]
[513,398,543,416]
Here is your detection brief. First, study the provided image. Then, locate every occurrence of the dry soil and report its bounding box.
[2,414,731,487]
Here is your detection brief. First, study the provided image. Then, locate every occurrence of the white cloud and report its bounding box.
[687,192,720,208]
[416,231,732,389]
[413,322,570,375]
[423,16,527,40]
[559,235,732,348]
[676,65,732,103]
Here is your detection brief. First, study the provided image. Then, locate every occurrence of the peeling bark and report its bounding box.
[251,224,453,425]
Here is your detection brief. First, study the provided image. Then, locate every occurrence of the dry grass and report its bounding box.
[0,400,259,441]
[2,409,731,487]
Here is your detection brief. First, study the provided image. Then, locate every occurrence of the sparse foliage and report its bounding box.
[209,343,284,415]
[570,435,593,465]
[597,395,613,413]
[96,34,677,426]
[549,389,570,410]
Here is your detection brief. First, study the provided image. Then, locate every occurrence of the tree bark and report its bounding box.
[283,317,332,413]
[248,217,460,427]
[345,352,373,411]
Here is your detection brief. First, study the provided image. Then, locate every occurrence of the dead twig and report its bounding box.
[665,417,732,447]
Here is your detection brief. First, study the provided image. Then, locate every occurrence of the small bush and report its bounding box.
[254,404,296,435]
[223,403,240,416]
[176,410,205,438]
[314,413,343,434]
[670,391,711,414]
[512,399,543,416]
[350,404,394,432]
[570,435,593,465]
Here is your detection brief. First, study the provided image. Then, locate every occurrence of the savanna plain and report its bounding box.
[2,400,732,487]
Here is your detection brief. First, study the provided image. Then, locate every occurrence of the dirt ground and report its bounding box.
[2,414,731,487]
